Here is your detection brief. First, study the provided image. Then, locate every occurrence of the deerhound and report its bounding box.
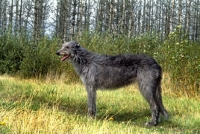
[56,41,169,126]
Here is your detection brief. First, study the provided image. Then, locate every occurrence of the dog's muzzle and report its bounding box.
[56,51,70,61]
[56,52,60,55]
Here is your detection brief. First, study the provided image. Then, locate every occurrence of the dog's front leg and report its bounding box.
[86,86,96,118]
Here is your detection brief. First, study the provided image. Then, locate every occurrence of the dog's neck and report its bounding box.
[70,48,94,75]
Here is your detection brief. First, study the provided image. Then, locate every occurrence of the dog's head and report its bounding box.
[56,41,80,61]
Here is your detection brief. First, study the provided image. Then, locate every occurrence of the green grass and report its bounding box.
[0,75,200,134]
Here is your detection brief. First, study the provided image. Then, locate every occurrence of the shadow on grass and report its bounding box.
[0,90,179,127]
[96,106,200,133]
[1,84,199,133]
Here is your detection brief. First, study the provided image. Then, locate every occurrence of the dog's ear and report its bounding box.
[75,43,80,48]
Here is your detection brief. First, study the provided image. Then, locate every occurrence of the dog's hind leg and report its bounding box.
[86,86,97,118]
[137,76,160,126]
[155,86,169,120]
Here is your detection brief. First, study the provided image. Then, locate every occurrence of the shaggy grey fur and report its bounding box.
[56,41,169,126]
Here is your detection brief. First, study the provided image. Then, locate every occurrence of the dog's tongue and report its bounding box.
[61,55,69,61]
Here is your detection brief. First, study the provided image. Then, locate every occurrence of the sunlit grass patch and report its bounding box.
[0,75,200,133]
[0,107,74,133]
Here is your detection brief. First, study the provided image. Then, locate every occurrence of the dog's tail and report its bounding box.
[155,85,169,120]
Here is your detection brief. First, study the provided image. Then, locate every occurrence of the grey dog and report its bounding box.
[56,41,169,126]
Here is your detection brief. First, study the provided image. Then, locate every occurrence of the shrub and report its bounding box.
[19,38,65,78]
[0,33,24,75]
[160,26,200,96]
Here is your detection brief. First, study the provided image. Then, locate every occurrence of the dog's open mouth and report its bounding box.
[61,54,70,61]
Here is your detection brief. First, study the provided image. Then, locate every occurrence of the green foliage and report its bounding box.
[0,33,24,75]
[0,32,76,80]
[19,37,63,78]
[0,29,199,96]
[160,26,200,96]
[78,31,159,56]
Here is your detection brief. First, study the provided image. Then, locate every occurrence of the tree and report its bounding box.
[1,0,200,41]
[8,0,14,31]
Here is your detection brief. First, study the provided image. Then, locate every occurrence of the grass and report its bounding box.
[0,75,200,134]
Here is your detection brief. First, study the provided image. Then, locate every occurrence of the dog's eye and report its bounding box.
[66,46,69,49]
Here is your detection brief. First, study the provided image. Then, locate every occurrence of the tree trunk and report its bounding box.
[15,0,19,34]
[170,0,175,33]
[109,0,114,34]
[2,1,7,33]
[185,0,191,39]
[70,0,77,40]
[121,0,126,34]
[34,0,39,41]
[128,0,134,38]
[0,0,2,32]
[142,0,146,33]
[165,2,170,39]
[19,0,23,33]
[137,1,142,35]
[9,0,14,31]
[178,0,182,42]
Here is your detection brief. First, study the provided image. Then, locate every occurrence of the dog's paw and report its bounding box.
[145,121,158,127]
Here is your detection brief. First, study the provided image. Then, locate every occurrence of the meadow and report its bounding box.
[0,75,199,134]
[0,27,200,133]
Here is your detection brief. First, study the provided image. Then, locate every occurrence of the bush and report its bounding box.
[0,33,24,75]
[19,37,75,79]
[159,26,200,96]
[78,31,159,56]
